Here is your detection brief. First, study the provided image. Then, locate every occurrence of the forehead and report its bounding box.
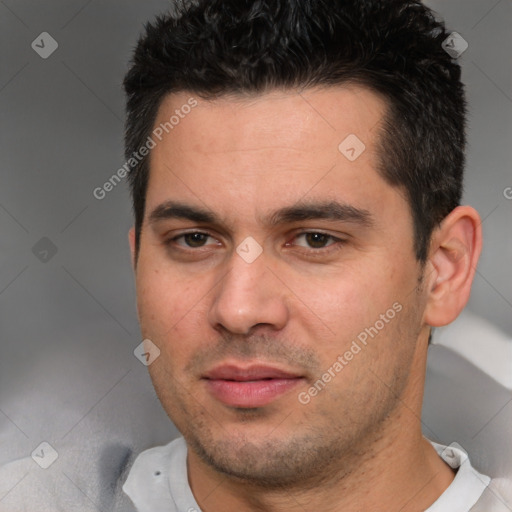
[154,86,385,154]
[145,86,404,226]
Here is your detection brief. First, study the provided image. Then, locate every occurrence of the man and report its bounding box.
[121,1,505,510]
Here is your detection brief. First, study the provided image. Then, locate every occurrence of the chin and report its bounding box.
[184,426,349,489]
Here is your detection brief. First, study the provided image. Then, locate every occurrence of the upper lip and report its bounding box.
[202,364,303,381]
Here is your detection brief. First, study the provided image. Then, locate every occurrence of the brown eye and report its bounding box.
[182,233,209,247]
[167,232,219,249]
[294,232,338,249]
[304,232,331,248]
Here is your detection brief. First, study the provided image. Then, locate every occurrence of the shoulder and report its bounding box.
[424,345,512,507]
[122,437,188,512]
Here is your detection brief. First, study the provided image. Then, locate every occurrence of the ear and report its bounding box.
[128,227,137,271]
[423,206,482,327]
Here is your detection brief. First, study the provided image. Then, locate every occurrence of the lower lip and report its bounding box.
[204,378,303,408]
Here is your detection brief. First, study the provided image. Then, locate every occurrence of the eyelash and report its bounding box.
[164,230,346,256]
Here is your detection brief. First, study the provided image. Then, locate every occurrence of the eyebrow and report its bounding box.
[148,200,373,228]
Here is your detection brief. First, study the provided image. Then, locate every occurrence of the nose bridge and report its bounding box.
[208,244,288,334]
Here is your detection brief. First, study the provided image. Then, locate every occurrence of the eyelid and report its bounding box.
[167,230,220,248]
[287,230,346,253]
[164,229,347,255]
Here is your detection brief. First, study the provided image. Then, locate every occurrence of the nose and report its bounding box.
[207,244,289,336]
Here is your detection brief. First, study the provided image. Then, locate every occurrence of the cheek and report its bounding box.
[289,260,414,368]
[136,265,207,362]
[290,268,386,337]
[136,265,181,335]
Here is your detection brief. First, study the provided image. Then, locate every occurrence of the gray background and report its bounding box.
[0,0,511,508]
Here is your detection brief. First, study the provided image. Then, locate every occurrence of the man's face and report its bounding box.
[131,86,430,486]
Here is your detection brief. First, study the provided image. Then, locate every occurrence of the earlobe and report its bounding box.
[128,227,136,270]
[423,206,482,327]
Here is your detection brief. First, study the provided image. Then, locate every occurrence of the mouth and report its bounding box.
[201,364,305,408]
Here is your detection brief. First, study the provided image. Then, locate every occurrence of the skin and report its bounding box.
[129,86,482,511]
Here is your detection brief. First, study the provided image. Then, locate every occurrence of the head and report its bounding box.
[124,0,481,489]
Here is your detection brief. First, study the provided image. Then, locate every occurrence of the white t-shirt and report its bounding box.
[123,437,506,511]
